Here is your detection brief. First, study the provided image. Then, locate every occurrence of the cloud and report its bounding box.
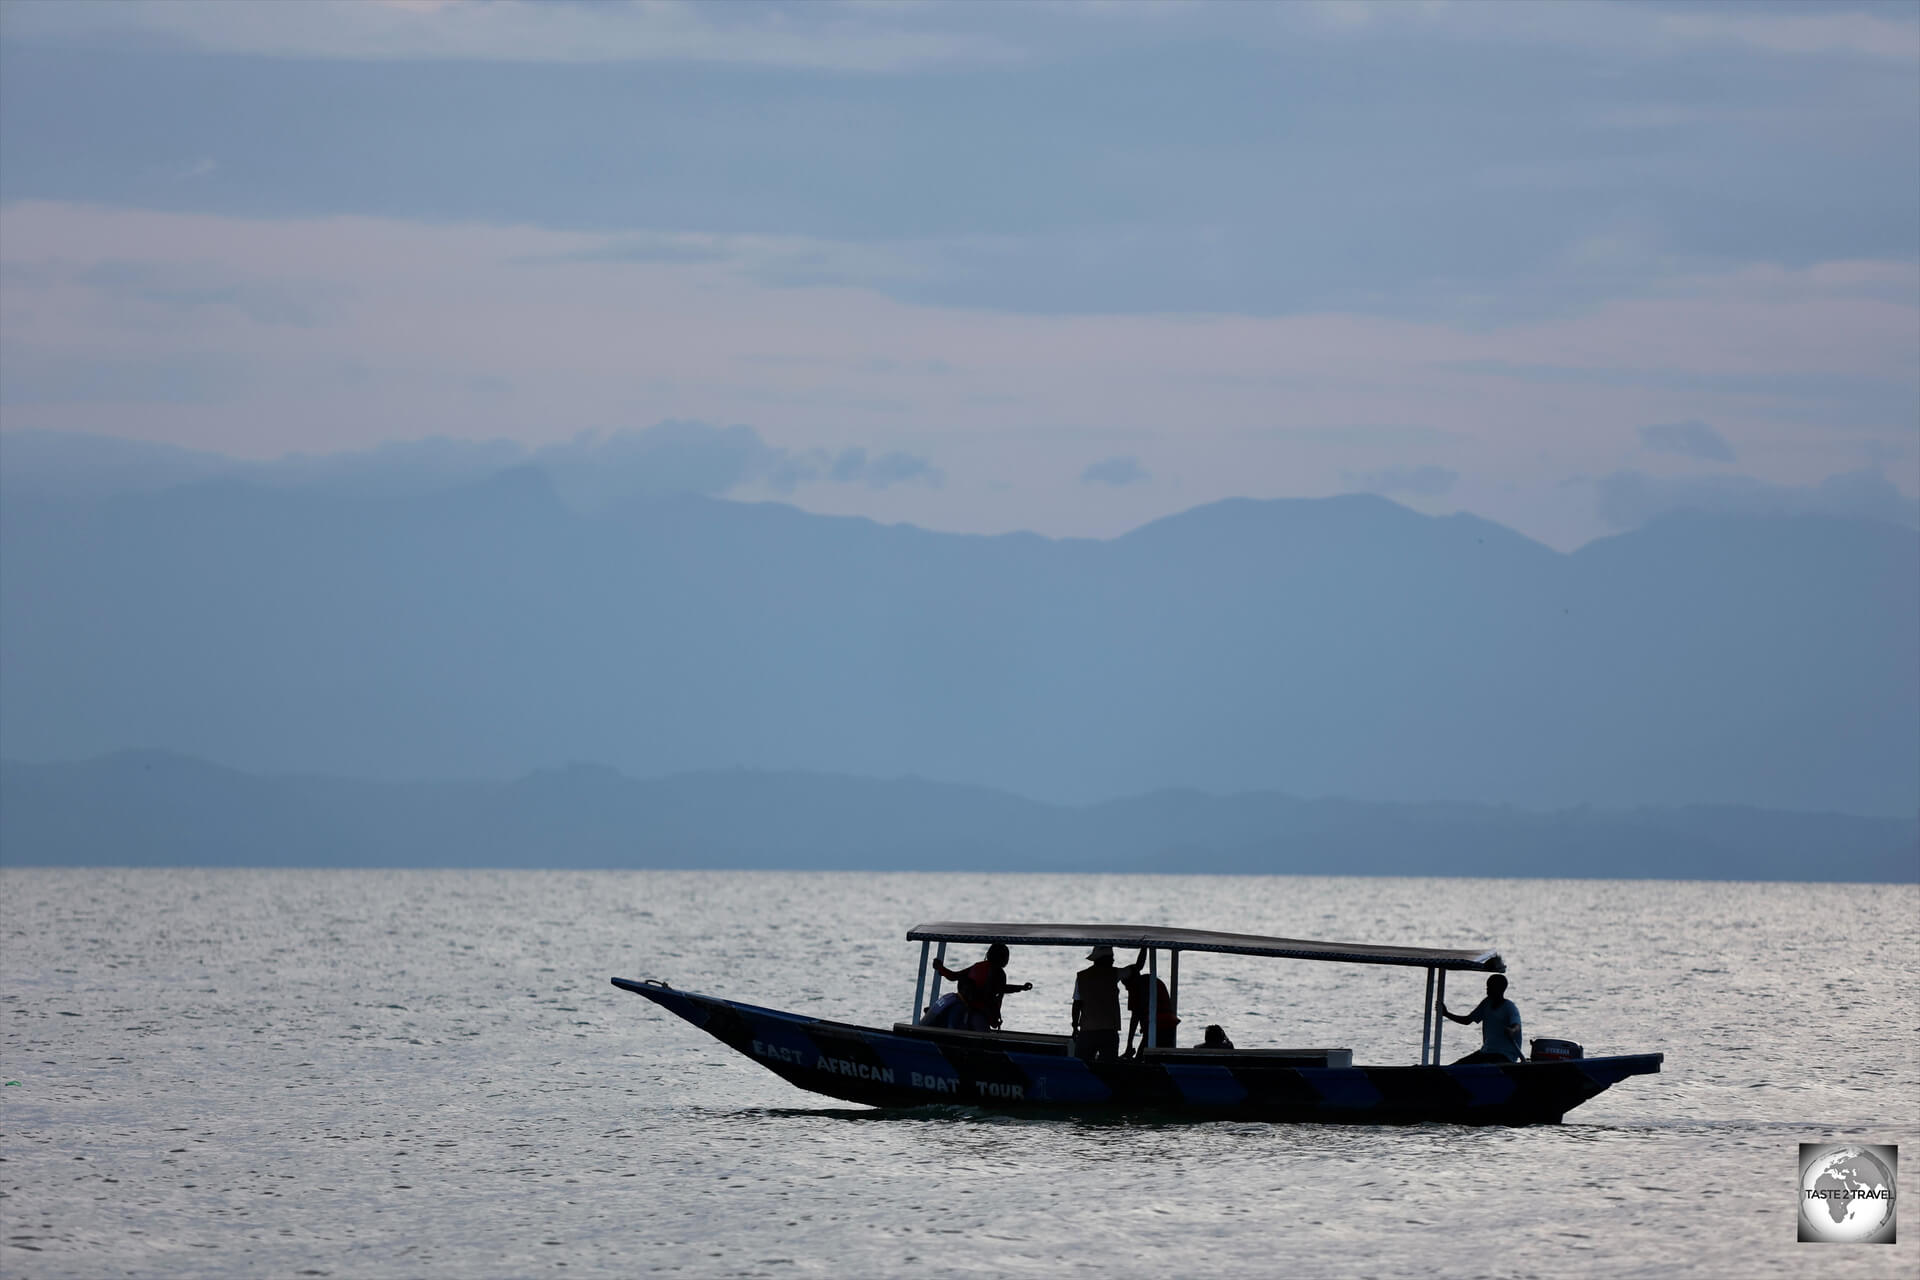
[8,4,1917,329]
[0,420,943,505]
[537,420,773,502]
[558,235,730,267]
[0,357,221,407]
[0,0,1022,72]
[3,258,327,327]
[1657,9,1920,64]
[1590,467,1920,530]
[1081,456,1149,487]
[14,0,1914,74]
[3,202,1914,550]
[550,232,935,293]
[1299,0,1920,63]
[1638,420,1736,463]
[810,446,942,490]
[261,434,526,497]
[854,449,942,490]
[1255,424,1460,448]
[1342,464,1459,497]
[534,423,941,506]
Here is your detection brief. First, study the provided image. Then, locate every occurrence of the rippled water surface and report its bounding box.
[4,869,1916,1278]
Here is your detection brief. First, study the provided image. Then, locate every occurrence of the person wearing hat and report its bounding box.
[1070,945,1123,1061]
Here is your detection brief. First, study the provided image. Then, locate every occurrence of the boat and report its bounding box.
[611,920,1662,1124]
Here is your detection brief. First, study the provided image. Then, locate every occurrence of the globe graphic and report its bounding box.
[1800,1146,1896,1243]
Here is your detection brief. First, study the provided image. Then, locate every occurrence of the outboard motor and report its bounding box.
[1530,1037,1584,1062]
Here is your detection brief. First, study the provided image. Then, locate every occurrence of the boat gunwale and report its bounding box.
[889,1021,1073,1052]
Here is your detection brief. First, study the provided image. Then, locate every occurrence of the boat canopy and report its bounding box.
[905,921,1503,972]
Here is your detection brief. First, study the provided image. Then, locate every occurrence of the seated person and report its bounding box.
[1441,974,1523,1064]
[922,991,966,1029]
[1201,1024,1234,1050]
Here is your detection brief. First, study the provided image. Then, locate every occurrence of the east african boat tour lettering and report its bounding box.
[971,1080,1025,1100]
[750,1039,807,1065]
[906,1071,1023,1099]
[911,1071,960,1094]
[815,1054,896,1084]
[751,1039,1023,1098]
[751,1039,898,1083]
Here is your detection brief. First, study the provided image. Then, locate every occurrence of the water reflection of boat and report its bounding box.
[612,921,1661,1125]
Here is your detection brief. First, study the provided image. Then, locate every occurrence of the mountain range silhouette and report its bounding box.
[3,431,1915,829]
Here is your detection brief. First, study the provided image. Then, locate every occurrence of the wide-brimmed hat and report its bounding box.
[1086,945,1114,961]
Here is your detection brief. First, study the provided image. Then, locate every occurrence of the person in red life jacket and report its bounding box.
[1119,949,1179,1053]
[931,943,1032,1032]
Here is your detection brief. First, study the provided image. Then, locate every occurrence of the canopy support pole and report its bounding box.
[912,939,930,1024]
[928,941,948,1011]
[1147,948,1159,1050]
[1420,966,1435,1065]
[1432,968,1447,1064]
[1169,950,1180,1024]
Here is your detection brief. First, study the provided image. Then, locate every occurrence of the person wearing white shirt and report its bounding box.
[1441,973,1523,1064]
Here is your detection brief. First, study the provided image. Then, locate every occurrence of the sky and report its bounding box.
[0,0,1915,549]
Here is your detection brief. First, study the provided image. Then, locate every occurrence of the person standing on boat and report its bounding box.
[1070,945,1123,1061]
[1119,949,1179,1053]
[931,943,1031,1032]
[1441,973,1523,1064]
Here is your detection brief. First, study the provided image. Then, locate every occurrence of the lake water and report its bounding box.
[3,869,1916,1278]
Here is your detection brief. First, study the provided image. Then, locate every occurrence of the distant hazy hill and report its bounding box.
[1,447,1915,816]
[3,753,1913,881]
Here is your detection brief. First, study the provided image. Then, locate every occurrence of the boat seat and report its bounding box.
[1140,1047,1354,1069]
[891,1023,1073,1055]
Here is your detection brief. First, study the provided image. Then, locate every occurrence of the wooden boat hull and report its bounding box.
[613,978,1662,1125]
